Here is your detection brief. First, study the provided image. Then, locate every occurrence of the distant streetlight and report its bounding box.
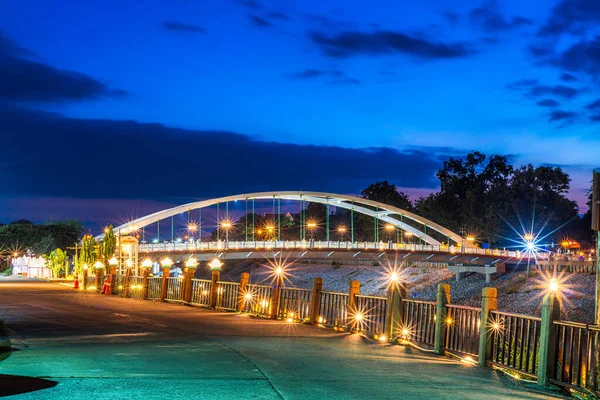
[221,220,232,241]
[337,226,347,241]
[307,220,317,240]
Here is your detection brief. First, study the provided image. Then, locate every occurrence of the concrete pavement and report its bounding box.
[0,277,564,399]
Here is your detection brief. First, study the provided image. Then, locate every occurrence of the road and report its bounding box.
[0,277,563,399]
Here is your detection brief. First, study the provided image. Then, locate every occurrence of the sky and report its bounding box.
[1,0,599,231]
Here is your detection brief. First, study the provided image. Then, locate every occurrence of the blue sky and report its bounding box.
[1,0,599,228]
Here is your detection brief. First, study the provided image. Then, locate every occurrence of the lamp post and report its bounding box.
[221,221,232,242]
[337,226,347,242]
[307,221,317,240]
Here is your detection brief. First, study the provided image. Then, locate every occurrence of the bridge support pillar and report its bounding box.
[385,281,406,342]
[348,280,361,332]
[210,269,220,308]
[478,287,497,367]
[434,283,450,355]
[237,272,250,312]
[141,267,150,299]
[537,292,561,387]
[309,278,323,324]
[160,267,170,301]
[123,267,132,297]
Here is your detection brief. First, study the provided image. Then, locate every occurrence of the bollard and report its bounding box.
[237,272,250,312]
[271,274,283,319]
[537,292,561,387]
[310,278,324,324]
[478,287,498,367]
[434,283,451,355]
[141,268,150,300]
[385,281,406,341]
[160,267,170,301]
[348,280,361,332]
[209,268,220,308]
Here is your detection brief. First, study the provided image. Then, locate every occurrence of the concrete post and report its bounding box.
[537,293,561,387]
[82,268,88,291]
[271,275,283,319]
[141,268,150,300]
[160,267,170,301]
[181,267,194,303]
[237,272,250,312]
[123,268,132,297]
[348,280,361,332]
[385,282,406,341]
[108,265,117,296]
[95,269,103,291]
[434,283,451,355]
[478,287,498,367]
[310,278,323,324]
[209,269,221,308]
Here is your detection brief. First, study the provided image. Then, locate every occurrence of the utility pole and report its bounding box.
[591,170,599,324]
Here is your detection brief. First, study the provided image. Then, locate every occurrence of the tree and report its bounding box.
[45,248,67,278]
[361,181,413,210]
[78,234,97,273]
[101,225,117,262]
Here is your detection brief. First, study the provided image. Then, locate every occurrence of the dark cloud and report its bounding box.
[548,110,578,122]
[590,113,600,121]
[327,78,361,85]
[0,104,444,201]
[309,30,475,59]
[505,78,538,89]
[537,99,560,107]
[529,84,579,99]
[442,11,460,25]
[469,0,532,33]
[162,21,205,34]
[287,69,344,80]
[528,45,554,58]
[236,0,262,10]
[249,15,272,27]
[585,99,600,109]
[538,0,600,36]
[560,72,578,82]
[305,14,354,30]
[0,32,128,103]
[266,12,289,21]
[548,36,600,76]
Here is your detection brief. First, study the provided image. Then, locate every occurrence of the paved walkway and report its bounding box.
[0,277,564,399]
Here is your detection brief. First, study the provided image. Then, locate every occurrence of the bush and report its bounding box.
[2,268,12,276]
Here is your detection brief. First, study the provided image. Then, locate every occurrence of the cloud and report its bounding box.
[548,36,600,76]
[309,30,475,59]
[442,11,460,25]
[469,0,532,33]
[538,0,600,36]
[505,78,538,89]
[0,32,127,103]
[162,21,205,34]
[249,15,272,27]
[548,110,578,122]
[560,72,578,82]
[590,113,600,121]
[236,0,262,10]
[287,69,344,80]
[537,99,560,107]
[327,78,361,85]
[266,12,289,21]
[586,99,600,109]
[0,104,445,204]
[529,84,579,99]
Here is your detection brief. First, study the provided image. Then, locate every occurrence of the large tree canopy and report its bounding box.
[0,219,83,256]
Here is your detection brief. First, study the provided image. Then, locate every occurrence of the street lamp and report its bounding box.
[265,224,275,241]
[337,226,347,241]
[186,257,198,269]
[307,221,317,240]
[208,258,223,271]
[220,220,232,241]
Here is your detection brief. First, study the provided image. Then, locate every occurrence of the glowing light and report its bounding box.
[385,224,395,231]
[83,264,89,270]
[108,257,118,266]
[186,257,198,268]
[286,317,293,323]
[390,271,399,282]
[355,313,363,321]
[125,259,133,268]
[307,221,317,229]
[208,258,223,270]
[141,259,153,268]
[524,233,534,241]
[202,290,208,296]
[404,232,413,237]
[289,312,295,318]
[492,322,501,331]
[275,266,283,275]
[244,292,252,301]
[526,241,535,251]
[187,223,198,232]
[93,261,104,269]
[402,328,410,337]
[160,257,173,268]
[220,220,232,229]
[549,278,559,293]
[446,317,453,325]
[466,236,475,242]
[379,335,387,342]
[265,224,275,232]
[318,316,324,324]
[337,226,347,233]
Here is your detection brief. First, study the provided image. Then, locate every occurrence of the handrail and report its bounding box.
[404,299,437,305]
[490,310,541,321]
[554,320,600,331]
[355,294,387,301]
[446,304,482,312]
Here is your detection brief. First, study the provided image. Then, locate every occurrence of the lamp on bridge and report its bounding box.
[208,258,223,271]
[160,257,173,269]
[141,259,153,269]
[220,220,232,242]
[307,221,317,240]
[337,226,347,241]
[185,257,199,269]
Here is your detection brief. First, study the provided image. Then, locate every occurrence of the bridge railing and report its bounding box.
[85,275,97,291]
[166,277,183,301]
[243,284,273,316]
[445,304,481,358]
[278,288,312,321]
[217,281,240,311]
[191,279,211,306]
[402,299,437,346]
[354,294,387,335]
[112,274,126,296]
[147,277,162,299]
[128,276,144,299]
[318,291,349,327]
[137,240,521,258]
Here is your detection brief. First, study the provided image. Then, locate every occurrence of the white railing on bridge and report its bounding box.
[138,240,528,259]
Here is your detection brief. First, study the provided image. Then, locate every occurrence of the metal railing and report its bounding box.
[243,284,273,316]
[278,288,312,321]
[138,240,520,258]
[166,277,183,301]
[112,274,126,295]
[445,305,481,357]
[217,281,240,311]
[488,310,541,377]
[551,321,599,395]
[354,294,387,334]
[318,291,349,327]
[128,276,144,299]
[402,300,437,345]
[85,276,97,290]
[148,277,162,299]
[191,279,211,306]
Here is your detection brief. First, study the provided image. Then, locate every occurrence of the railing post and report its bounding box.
[237,272,250,312]
[385,281,406,341]
[95,268,103,291]
[160,267,170,301]
[478,287,497,367]
[537,293,561,387]
[108,265,117,296]
[123,267,132,297]
[82,267,88,291]
[210,268,220,308]
[141,267,150,300]
[182,267,194,303]
[348,280,361,332]
[434,283,450,355]
[309,278,323,324]
[271,275,283,319]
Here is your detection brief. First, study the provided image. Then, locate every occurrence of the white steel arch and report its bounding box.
[97,191,474,248]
